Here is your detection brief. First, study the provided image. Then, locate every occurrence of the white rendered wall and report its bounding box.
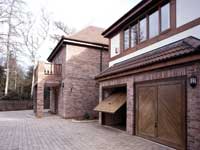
[176,0,200,27]
[110,34,120,57]
[109,25,200,66]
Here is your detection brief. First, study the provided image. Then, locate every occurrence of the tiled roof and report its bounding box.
[66,26,108,45]
[47,26,108,62]
[96,36,200,79]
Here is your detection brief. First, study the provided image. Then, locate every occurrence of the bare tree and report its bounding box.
[50,21,76,42]
[21,8,50,97]
[0,0,26,95]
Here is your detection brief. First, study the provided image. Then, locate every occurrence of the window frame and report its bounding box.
[160,3,171,33]
[123,28,130,50]
[122,0,172,51]
[110,33,120,57]
[139,17,148,43]
[130,24,138,48]
[149,9,159,39]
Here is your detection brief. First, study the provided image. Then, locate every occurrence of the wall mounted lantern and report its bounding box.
[189,75,197,88]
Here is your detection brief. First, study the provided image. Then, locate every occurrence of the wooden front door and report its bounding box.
[136,78,186,150]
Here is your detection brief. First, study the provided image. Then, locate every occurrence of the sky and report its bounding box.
[26,0,141,61]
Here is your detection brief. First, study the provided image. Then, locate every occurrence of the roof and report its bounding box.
[96,36,200,80]
[47,26,108,62]
[102,0,159,37]
[68,26,108,45]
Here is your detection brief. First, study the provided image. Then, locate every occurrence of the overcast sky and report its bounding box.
[26,0,141,61]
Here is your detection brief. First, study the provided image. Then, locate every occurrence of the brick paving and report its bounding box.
[0,110,174,150]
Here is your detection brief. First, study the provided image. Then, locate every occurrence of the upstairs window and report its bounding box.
[111,34,120,57]
[149,11,159,38]
[131,25,138,47]
[139,18,147,42]
[161,3,170,32]
[122,1,171,51]
[124,29,130,50]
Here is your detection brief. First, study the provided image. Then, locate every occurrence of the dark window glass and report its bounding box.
[124,29,129,50]
[131,25,138,47]
[161,3,170,31]
[149,10,159,38]
[139,18,147,42]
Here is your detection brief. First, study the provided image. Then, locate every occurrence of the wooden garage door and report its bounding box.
[136,79,186,150]
[136,85,157,138]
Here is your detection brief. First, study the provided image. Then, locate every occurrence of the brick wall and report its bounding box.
[60,45,108,119]
[52,46,66,117]
[51,44,109,119]
[102,50,109,71]
[99,62,200,150]
[0,100,33,111]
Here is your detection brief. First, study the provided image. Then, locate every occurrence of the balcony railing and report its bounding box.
[34,62,62,85]
[44,63,62,75]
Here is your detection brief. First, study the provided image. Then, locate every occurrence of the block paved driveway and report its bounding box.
[0,110,174,150]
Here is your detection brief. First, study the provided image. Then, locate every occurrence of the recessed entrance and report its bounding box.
[135,78,186,150]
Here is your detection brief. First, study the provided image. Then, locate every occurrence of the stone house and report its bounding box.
[33,26,109,119]
[94,0,200,150]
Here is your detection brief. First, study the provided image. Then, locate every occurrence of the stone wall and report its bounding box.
[0,100,33,111]
[99,62,200,150]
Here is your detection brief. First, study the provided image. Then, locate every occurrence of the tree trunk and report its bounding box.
[4,0,15,96]
[4,18,11,95]
[4,58,9,95]
[5,32,11,96]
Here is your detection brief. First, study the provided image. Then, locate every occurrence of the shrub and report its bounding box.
[0,90,20,100]
[0,90,31,101]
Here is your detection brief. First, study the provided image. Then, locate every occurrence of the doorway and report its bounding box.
[96,85,127,131]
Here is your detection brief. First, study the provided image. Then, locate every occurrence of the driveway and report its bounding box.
[0,110,174,150]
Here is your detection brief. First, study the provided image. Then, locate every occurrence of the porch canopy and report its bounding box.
[94,93,126,114]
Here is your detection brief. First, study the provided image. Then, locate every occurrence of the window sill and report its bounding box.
[121,28,171,53]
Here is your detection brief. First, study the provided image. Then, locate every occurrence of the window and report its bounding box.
[139,18,147,42]
[131,25,138,47]
[149,11,159,38]
[111,34,120,57]
[124,29,130,50]
[161,3,170,31]
[121,1,171,51]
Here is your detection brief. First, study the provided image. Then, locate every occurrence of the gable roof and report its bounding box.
[95,36,200,80]
[47,26,108,62]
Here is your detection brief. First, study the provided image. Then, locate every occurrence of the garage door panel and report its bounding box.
[137,86,157,138]
[136,79,185,150]
[158,83,184,147]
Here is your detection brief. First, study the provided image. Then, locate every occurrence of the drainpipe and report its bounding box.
[100,46,103,72]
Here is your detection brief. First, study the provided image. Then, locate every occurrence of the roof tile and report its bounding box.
[66,26,108,45]
[96,36,200,79]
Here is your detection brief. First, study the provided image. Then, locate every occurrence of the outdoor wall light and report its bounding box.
[62,82,64,88]
[189,75,197,88]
